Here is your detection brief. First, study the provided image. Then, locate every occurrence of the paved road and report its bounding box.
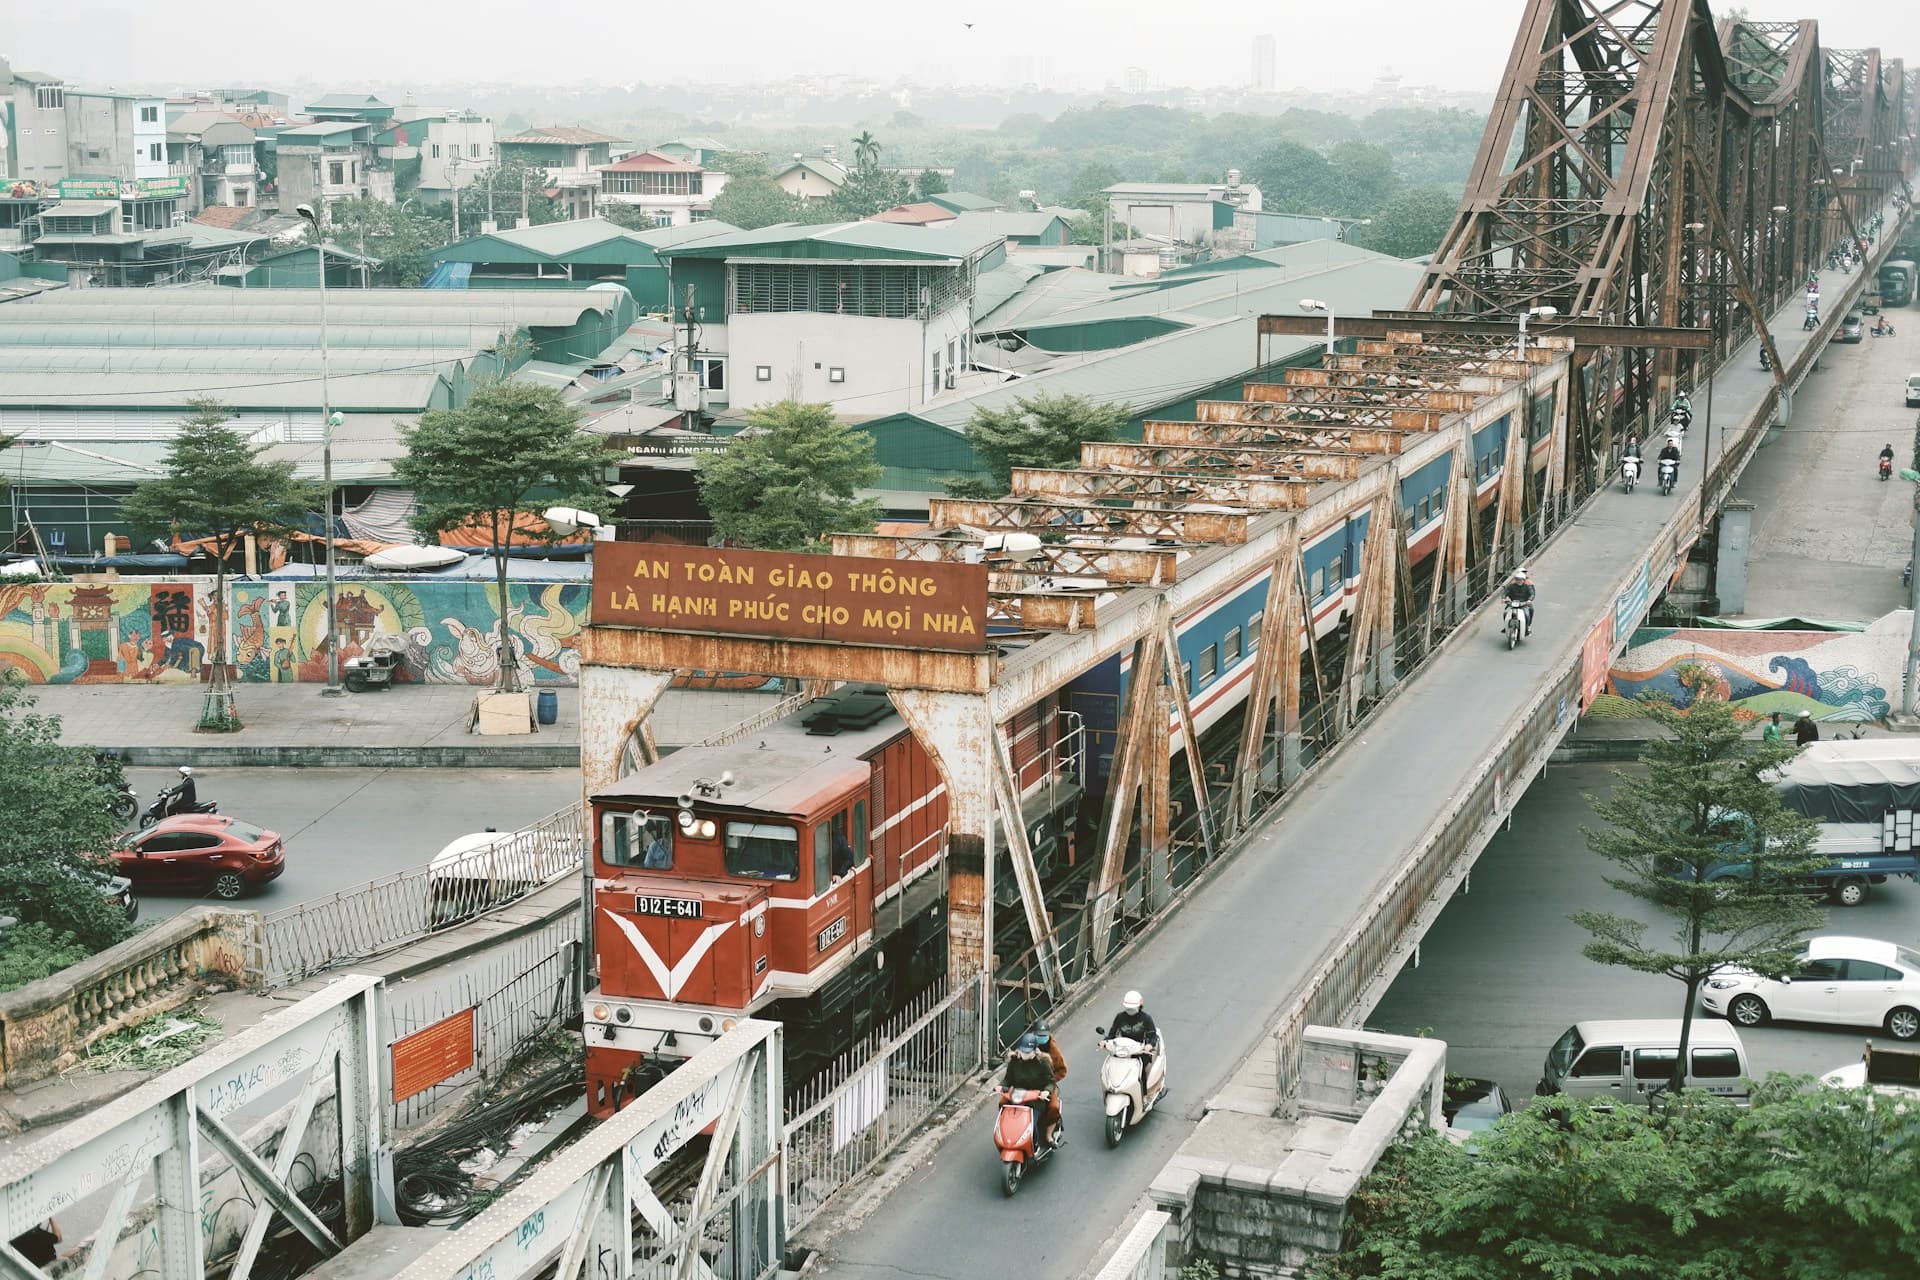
[809,209,1910,1280]
[1734,290,1920,620]
[1368,763,1915,1098]
[119,767,581,919]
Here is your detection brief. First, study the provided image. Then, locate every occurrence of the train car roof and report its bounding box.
[592,688,906,818]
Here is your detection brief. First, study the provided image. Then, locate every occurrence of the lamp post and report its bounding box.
[296,203,344,697]
[1768,204,1788,309]
[1298,298,1333,358]
[1516,304,1558,359]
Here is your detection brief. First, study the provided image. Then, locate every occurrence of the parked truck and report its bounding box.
[1879,259,1916,307]
[1690,739,1920,906]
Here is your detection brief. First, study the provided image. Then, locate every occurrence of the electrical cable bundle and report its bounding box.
[392,1054,584,1227]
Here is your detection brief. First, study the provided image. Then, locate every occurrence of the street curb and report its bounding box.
[92,744,581,769]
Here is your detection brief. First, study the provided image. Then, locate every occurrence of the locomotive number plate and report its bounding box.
[634,895,704,919]
[817,916,848,951]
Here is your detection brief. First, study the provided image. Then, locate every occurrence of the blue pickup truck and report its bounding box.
[1687,739,1920,906]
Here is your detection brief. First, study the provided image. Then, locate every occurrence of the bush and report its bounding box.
[0,922,91,993]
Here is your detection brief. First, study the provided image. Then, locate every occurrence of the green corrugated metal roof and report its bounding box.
[429,217,739,267]
[0,369,447,411]
[927,192,1003,213]
[657,220,1005,263]
[971,262,1045,323]
[276,121,368,140]
[944,211,1068,241]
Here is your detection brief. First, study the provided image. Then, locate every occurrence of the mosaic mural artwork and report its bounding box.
[0,580,208,684]
[1603,618,1905,721]
[229,581,591,686]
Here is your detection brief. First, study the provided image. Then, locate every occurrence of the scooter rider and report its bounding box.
[1003,1034,1057,1147]
[1882,444,1897,477]
[172,766,197,817]
[1108,991,1160,1058]
[1503,569,1536,634]
[1033,1021,1067,1144]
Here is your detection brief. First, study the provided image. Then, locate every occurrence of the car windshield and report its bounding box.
[724,822,798,881]
[223,819,270,843]
[1547,1026,1583,1079]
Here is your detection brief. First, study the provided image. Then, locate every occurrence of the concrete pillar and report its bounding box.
[1714,500,1756,614]
[578,665,675,801]
[888,689,994,994]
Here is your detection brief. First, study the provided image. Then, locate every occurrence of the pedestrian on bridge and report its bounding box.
[1794,711,1820,747]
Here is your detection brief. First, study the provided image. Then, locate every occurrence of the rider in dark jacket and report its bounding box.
[1503,569,1536,632]
[1108,990,1160,1051]
[171,767,197,817]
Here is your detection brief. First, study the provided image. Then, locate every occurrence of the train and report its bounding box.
[582,391,1556,1116]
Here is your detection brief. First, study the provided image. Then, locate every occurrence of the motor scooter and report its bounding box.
[1503,599,1530,650]
[1659,457,1678,496]
[992,1086,1058,1197]
[1881,456,1895,481]
[1621,454,1640,494]
[140,784,218,829]
[1096,1031,1169,1148]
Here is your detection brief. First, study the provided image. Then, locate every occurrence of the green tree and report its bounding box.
[393,383,609,692]
[1325,140,1401,212]
[708,151,771,180]
[1353,186,1461,260]
[709,177,808,230]
[696,402,880,550]
[829,166,911,220]
[120,399,317,729]
[852,131,881,169]
[1314,1082,1920,1280]
[945,393,1131,498]
[597,202,662,233]
[1246,138,1336,214]
[913,168,949,199]
[453,155,562,234]
[302,196,449,286]
[0,678,138,958]
[1573,670,1826,1094]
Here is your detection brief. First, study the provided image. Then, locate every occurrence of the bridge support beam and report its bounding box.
[888,690,997,998]
[579,665,675,797]
[1231,534,1306,835]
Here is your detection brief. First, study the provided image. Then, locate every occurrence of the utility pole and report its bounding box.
[295,201,344,697]
[677,286,701,433]
[521,170,530,226]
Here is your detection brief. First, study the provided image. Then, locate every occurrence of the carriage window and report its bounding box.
[602,812,676,869]
[1247,615,1262,651]
[724,822,798,880]
[851,800,869,867]
[1223,627,1242,666]
[1198,644,1218,685]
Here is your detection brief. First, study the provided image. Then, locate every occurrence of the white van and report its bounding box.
[1907,374,1920,408]
[1538,1019,1751,1106]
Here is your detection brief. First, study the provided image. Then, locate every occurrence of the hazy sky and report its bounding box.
[6,0,1919,97]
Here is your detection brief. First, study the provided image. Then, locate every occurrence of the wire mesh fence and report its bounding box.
[781,974,986,1230]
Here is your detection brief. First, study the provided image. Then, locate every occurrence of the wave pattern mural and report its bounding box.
[1606,620,1905,721]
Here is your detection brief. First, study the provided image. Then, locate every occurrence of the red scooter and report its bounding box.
[992,1086,1059,1197]
[1881,455,1895,481]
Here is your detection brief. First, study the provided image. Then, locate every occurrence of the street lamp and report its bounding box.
[295,203,344,697]
[1516,305,1558,358]
[1298,298,1333,358]
[1769,205,1788,304]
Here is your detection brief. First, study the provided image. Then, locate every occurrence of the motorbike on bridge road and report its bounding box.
[1097,1031,1169,1148]
[992,1086,1059,1197]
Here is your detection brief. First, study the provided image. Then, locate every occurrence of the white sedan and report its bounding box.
[1701,936,1920,1041]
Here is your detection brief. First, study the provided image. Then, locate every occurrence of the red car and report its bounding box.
[112,815,285,899]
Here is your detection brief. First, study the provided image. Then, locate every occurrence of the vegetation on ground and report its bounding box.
[83,1007,222,1073]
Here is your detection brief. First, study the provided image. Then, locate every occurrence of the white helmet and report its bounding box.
[1514,568,1530,581]
[1122,990,1143,1013]
[178,766,193,777]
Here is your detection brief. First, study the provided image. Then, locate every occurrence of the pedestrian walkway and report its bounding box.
[29,681,785,768]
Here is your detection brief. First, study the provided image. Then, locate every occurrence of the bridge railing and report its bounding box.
[253,802,586,987]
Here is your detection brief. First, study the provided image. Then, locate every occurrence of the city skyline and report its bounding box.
[5,0,1918,99]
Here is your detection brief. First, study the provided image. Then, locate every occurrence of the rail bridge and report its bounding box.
[2,5,1911,1280]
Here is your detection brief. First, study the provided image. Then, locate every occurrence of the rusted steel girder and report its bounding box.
[1009,466,1314,510]
[1080,442,1366,481]
[830,532,1180,584]
[1261,314,1712,351]
[985,591,1099,633]
[1144,419,1411,454]
[1193,397,1443,430]
[928,498,1249,543]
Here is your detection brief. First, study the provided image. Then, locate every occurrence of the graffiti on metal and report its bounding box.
[624,1057,743,1177]
[593,544,989,652]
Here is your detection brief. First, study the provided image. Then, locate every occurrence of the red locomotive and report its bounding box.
[585,683,1082,1116]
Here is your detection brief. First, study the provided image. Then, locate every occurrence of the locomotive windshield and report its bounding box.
[602,812,677,870]
[725,822,799,880]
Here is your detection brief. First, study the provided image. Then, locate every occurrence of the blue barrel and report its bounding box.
[536,689,559,725]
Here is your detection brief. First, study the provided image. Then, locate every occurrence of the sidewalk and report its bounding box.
[0,877,579,1143]
[29,681,786,768]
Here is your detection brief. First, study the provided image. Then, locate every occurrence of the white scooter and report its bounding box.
[1503,599,1531,650]
[1621,454,1640,493]
[1096,1031,1168,1148]
[1658,456,1678,496]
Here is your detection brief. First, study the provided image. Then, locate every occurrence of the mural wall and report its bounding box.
[0,578,592,686]
[1598,614,1908,722]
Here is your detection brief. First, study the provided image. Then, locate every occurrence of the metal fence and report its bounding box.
[386,915,582,1131]
[255,803,586,987]
[781,975,986,1229]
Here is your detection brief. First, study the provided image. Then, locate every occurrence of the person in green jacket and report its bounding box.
[1761,711,1783,746]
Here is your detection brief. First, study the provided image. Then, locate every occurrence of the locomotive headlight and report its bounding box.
[754,916,766,937]
[590,1004,610,1022]
[721,1019,737,1032]
[698,1016,716,1033]
[615,1007,632,1024]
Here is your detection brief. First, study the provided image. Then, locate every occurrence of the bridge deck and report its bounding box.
[806,216,1905,1279]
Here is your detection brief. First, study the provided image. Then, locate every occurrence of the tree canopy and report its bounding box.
[1312,1081,1920,1280]
[0,678,136,969]
[452,155,562,233]
[1574,669,1826,1091]
[709,177,812,230]
[1353,187,1461,260]
[120,398,317,725]
[303,197,448,286]
[393,382,608,690]
[696,401,880,550]
[946,393,1132,499]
